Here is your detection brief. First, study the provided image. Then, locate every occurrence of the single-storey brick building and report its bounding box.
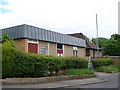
[68,33,102,58]
[1,24,86,58]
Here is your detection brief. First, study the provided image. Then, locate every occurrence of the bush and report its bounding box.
[2,40,49,78]
[13,52,48,78]
[2,40,16,78]
[44,56,65,75]
[64,57,87,69]
[2,40,66,78]
[2,40,87,78]
[92,58,113,68]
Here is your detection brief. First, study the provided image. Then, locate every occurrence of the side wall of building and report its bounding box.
[39,41,48,54]
[64,45,86,58]
[78,47,86,58]
[14,39,28,52]
[64,45,73,57]
[39,41,48,48]
[49,42,57,56]
[14,39,85,58]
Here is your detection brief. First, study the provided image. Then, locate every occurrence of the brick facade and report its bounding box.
[14,39,86,58]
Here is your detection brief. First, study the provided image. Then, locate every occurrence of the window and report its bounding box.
[40,47,47,54]
[73,50,77,57]
[57,43,63,50]
[57,53,63,57]
[86,49,90,56]
[57,43,63,57]
[73,47,78,57]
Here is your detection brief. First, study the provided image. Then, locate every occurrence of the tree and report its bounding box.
[92,37,109,48]
[110,34,120,41]
[92,34,120,56]
[104,34,120,56]
[0,33,10,43]
[104,39,119,56]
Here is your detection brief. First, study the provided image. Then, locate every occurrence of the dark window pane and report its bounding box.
[86,49,90,56]
[57,43,63,49]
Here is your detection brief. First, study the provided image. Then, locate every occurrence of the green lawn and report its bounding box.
[64,69,95,76]
[96,65,119,72]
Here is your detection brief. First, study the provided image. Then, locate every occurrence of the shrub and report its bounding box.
[2,40,49,78]
[64,57,87,69]
[92,58,113,68]
[2,40,66,78]
[13,52,49,78]
[44,56,65,75]
[2,40,87,78]
[2,40,16,78]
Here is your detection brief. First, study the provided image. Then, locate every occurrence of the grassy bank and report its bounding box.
[64,69,95,76]
[96,65,119,73]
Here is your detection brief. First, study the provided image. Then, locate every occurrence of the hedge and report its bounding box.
[2,40,88,78]
[92,58,113,68]
[14,52,49,78]
[64,57,87,69]
[43,55,65,75]
[2,40,114,78]
[2,40,16,78]
[2,40,49,78]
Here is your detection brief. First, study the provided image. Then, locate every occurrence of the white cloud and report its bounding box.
[0,0,119,39]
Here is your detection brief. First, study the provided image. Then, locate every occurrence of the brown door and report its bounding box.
[28,43,38,54]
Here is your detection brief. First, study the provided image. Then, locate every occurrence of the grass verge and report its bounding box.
[64,69,95,76]
[96,65,119,73]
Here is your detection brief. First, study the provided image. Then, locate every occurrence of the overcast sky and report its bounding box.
[0,0,119,39]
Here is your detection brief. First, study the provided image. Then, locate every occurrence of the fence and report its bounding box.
[110,56,120,66]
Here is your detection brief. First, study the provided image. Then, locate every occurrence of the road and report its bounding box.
[65,72,119,88]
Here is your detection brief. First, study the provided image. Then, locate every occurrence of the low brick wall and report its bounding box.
[2,75,96,84]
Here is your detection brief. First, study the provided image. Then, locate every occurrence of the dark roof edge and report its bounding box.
[67,33,102,50]
[0,24,26,30]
